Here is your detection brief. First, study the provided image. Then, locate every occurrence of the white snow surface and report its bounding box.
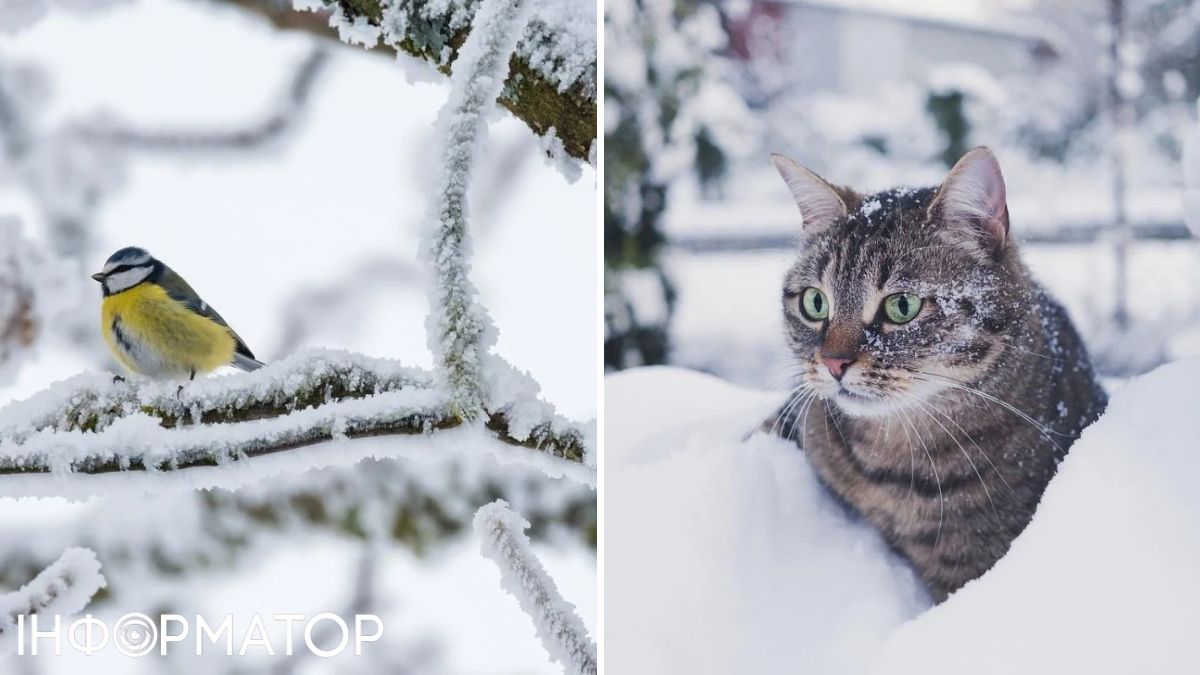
[606,367,927,675]
[606,360,1200,674]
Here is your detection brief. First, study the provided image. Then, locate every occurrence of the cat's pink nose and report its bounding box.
[822,356,854,380]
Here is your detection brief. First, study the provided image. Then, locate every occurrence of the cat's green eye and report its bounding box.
[799,287,830,321]
[883,292,922,324]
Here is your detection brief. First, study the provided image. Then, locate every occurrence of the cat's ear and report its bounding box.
[928,147,1009,257]
[771,153,847,231]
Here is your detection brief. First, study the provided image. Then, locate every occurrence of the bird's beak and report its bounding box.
[90,272,105,282]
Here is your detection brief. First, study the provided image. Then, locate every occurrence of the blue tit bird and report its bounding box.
[91,246,264,380]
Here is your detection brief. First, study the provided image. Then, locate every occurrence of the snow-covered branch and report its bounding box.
[423,0,530,419]
[0,350,589,490]
[0,547,106,650]
[474,500,596,675]
[221,0,596,162]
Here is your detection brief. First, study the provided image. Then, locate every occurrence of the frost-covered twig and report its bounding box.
[0,547,106,650]
[423,0,530,420]
[228,0,597,160]
[474,500,596,675]
[0,349,588,485]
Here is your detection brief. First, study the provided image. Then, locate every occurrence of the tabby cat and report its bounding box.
[768,147,1107,602]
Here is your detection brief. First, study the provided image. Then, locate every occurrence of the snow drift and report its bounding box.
[606,360,1200,674]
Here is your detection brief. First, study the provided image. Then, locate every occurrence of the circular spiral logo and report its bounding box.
[113,613,158,657]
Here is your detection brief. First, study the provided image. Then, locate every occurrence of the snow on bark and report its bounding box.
[474,500,596,675]
[516,0,597,96]
[537,127,583,183]
[0,547,106,650]
[422,0,531,420]
[293,0,594,97]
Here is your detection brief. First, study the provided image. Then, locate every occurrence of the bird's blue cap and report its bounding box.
[101,247,153,272]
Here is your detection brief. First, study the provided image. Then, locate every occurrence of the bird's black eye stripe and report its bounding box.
[106,264,134,275]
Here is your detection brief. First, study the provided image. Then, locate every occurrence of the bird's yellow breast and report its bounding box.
[101,283,237,377]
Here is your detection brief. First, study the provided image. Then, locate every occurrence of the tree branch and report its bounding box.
[72,47,330,153]
[421,0,530,418]
[211,0,596,161]
[0,349,589,483]
[475,500,597,675]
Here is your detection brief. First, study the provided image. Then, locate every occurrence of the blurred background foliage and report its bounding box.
[604,0,1200,378]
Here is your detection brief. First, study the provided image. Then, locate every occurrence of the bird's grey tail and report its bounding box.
[233,353,266,372]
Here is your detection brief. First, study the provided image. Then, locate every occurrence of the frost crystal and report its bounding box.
[517,0,597,95]
[329,6,382,47]
[474,500,596,674]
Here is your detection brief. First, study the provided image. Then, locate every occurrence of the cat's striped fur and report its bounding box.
[769,148,1106,602]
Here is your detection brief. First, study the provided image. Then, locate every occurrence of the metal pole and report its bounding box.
[1108,0,1131,329]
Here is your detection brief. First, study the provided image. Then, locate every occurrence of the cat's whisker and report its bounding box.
[914,392,1017,497]
[895,403,942,540]
[779,388,815,441]
[996,340,1056,362]
[826,399,851,449]
[789,390,821,444]
[768,383,814,438]
[903,393,1000,519]
[890,402,918,502]
[912,370,1072,448]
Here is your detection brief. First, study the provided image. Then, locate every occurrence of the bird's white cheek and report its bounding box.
[104,267,153,293]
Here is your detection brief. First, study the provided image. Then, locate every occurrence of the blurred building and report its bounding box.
[727,0,1060,104]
